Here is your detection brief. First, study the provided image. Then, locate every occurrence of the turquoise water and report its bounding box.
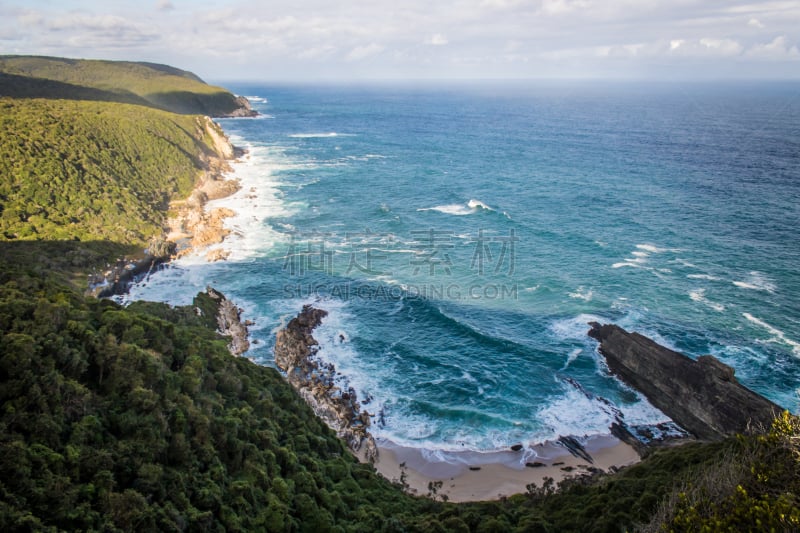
[128,82,800,452]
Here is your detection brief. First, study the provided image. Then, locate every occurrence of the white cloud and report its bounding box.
[346,43,384,61]
[2,0,800,80]
[539,0,592,16]
[747,35,800,59]
[427,33,448,45]
[699,37,744,56]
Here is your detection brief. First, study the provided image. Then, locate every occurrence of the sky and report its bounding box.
[0,0,799,82]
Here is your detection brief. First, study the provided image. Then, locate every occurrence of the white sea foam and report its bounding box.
[635,243,678,254]
[733,271,777,293]
[418,199,494,216]
[467,199,492,210]
[199,143,295,261]
[688,288,704,302]
[561,348,582,370]
[687,274,721,281]
[288,132,354,138]
[243,95,268,103]
[613,243,681,271]
[549,314,606,341]
[568,286,594,301]
[537,384,616,440]
[743,313,800,356]
[418,203,474,215]
[689,288,725,312]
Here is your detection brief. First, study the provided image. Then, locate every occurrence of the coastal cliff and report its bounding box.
[274,305,379,462]
[204,286,250,356]
[588,322,783,440]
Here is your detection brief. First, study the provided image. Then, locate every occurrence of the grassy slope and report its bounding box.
[0,56,248,116]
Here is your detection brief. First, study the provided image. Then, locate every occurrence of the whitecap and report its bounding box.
[417,199,494,216]
[687,274,720,281]
[568,286,594,301]
[561,348,582,370]
[549,314,606,341]
[417,203,474,215]
[467,199,492,210]
[689,288,725,312]
[635,243,674,254]
[733,271,777,293]
[536,384,616,440]
[743,313,800,356]
[288,132,355,138]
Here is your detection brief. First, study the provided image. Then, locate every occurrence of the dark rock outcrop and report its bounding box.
[89,252,171,298]
[221,96,259,118]
[205,286,250,356]
[557,436,594,464]
[588,322,782,440]
[274,305,378,462]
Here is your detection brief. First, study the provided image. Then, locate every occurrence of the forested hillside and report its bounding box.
[0,98,221,244]
[0,56,254,117]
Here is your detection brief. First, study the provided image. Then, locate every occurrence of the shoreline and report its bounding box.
[361,434,640,502]
[157,119,640,503]
[165,147,243,262]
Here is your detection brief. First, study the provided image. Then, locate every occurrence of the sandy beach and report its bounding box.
[366,435,640,502]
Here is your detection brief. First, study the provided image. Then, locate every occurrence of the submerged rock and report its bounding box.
[274,305,378,462]
[588,322,783,440]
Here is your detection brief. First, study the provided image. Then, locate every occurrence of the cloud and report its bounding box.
[698,37,744,56]
[539,0,592,16]
[346,42,384,61]
[746,35,800,59]
[427,33,448,45]
[2,0,800,80]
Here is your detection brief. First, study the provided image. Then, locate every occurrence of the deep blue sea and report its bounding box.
[128,81,800,453]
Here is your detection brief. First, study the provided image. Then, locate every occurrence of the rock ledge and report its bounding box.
[588,322,782,440]
[274,305,378,462]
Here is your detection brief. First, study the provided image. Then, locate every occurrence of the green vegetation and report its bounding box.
[0,56,250,116]
[1,56,798,531]
[2,261,797,531]
[0,97,222,245]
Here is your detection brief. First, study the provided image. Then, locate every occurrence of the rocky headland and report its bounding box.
[588,322,783,441]
[204,286,251,356]
[165,116,245,261]
[274,305,379,462]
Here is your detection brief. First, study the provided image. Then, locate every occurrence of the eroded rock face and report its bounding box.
[222,96,258,118]
[588,322,783,440]
[206,286,250,356]
[274,305,378,462]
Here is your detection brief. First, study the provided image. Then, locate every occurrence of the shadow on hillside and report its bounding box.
[0,239,141,285]
[0,72,244,117]
[0,72,152,108]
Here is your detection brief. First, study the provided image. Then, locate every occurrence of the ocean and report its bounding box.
[126,81,800,454]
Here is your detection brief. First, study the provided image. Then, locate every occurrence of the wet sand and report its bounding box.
[365,434,639,502]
